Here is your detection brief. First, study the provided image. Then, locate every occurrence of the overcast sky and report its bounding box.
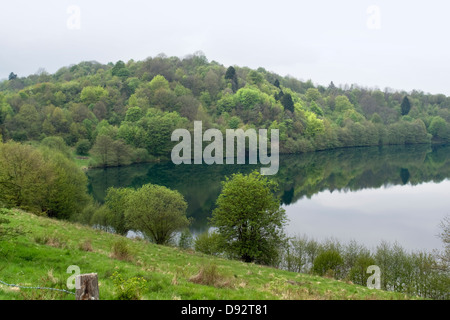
[1,0,449,95]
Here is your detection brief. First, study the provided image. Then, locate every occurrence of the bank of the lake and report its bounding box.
[87,144,450,252]
[0,209,418,300]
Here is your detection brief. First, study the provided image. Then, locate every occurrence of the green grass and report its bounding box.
[0,209,418,300]
[72,150,92,169]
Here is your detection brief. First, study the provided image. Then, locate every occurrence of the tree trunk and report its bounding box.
[75,273,100,300]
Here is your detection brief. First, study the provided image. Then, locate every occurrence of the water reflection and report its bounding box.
[87,144,450,250]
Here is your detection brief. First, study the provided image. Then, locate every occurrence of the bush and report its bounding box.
[312,250,343,277]
[348,255,376,286]
[178,229,193,250]
[75,139,91,155]
[194,231,222,256]
[111,239,133,261]
[188,263,234,288]
[110,271,147,300]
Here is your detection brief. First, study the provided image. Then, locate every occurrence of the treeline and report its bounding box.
[279,235,449,300]
[86,144,450,231]
[1,53,450,165]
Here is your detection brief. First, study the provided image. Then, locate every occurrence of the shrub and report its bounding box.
[111,239,133,261]
[348,255,376,286]
[188,263,234,288]
[178,229,193,250]
[75,139,91,155]
[194,231,222,256]
[110,271,147,300]
[312,250,343,277]
[79,239,93,252]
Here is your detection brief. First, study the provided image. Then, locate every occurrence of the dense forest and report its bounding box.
[1,52,450,166]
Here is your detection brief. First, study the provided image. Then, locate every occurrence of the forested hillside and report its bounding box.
[1,52,450,166]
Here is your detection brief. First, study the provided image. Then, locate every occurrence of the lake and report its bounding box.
[87,144,450,252]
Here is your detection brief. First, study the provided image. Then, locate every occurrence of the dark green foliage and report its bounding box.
[225,66,238,92]
[111,60,130,78]
[75,139,91,155]
[401,96,411,116]
[274,79,280,88]
[281,93,294,113]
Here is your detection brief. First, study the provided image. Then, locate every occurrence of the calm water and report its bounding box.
[87,144,450,252]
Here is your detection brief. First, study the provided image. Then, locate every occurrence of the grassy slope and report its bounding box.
[0,209,415,300]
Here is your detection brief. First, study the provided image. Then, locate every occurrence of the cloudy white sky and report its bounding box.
[1,0,449,95]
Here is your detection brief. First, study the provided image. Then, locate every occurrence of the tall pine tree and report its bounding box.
[401,96,411,116]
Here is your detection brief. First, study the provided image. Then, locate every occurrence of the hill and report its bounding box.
[1,53,449,168]
[0,209,413,300]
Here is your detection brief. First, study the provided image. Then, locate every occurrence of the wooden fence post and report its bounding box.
[75,273,99,300]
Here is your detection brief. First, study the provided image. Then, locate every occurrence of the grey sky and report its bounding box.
[1,0,449,95]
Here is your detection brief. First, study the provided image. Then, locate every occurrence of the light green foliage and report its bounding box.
[305,111,324,137]
[125,106,143,122]
[306,88,321,102]
[310,101,324,117]
[217,93,236,114]
[228,116,241,129]
[148,74,170,91]
[235,87,262,110]
[125,184,190,245]
[0,141,89,219]
[428,116,449,139]
[334,95,354,113]
[210,171,287,265]
[0,55,449,161]
[111,271,147,300]
[41,136,72,158]
[40,147,90,219]
[117,110,187,157]
[80,86,108,105]
[312,250,344,277]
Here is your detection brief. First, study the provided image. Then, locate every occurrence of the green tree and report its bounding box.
[111,60,130,78]
[80,86,108,105]
[8,72,17,80]
[75,139,91,156]
[41,136,72,158]
[334,95,354,113]
[125,184,190,245]
[210,171,287,265]
[312,250,344,277]
[110,139,133,167]
[104,187,133,235]
[125,106,143,122]
[225,66,238,92]
[401,96,411,116]
[281,93,294,113]
[41,148,89,219]
[91,134,114,167]
[0,142,52,212]
[428,116,448,139]
[228,116,241,129]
